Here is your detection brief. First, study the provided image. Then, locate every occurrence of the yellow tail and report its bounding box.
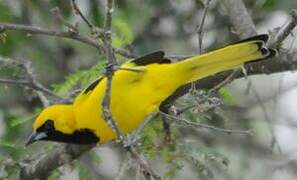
[170,34,275,84]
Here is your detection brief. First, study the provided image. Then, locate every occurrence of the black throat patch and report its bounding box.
[37,120,99,144]
[46,129,100,144]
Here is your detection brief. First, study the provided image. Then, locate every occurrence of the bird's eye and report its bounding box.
[43,120,54,130]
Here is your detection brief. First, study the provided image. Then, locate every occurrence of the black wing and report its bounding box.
[230,34,269,45]
[131,51,171,66]
[82,77,103,94]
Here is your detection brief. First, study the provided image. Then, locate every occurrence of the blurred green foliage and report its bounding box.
[0,0,295,179]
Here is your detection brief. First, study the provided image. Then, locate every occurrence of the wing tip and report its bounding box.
[232,34,269,45]
[267,48,278,58]
[256,42,278,58]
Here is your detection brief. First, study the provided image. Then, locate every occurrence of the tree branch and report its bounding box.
[0,22,102,50]
[0,56,62,104]
[100,1,160,179]
[101,0,123,141]
[0,22,135,58]
[159,111,252,135]
[268,9,297,47]
[197,0,212,54]
[20,144,94,180]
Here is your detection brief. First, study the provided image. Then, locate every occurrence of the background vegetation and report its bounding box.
[0,0,297,179]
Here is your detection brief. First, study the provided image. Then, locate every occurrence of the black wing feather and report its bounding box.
[131,51,171,66]
[231,34,269,45]
[83,77,103,94]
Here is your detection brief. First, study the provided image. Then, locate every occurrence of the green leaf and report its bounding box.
[186,146,230,167]
[139,120,164,159]
[164,160,183,179]
[219,87,235,105]
[189,156,214,179]
[263,0,278,9]
[77,161,92,180]
[90,150,102,165]
[52,61,104,96]
[48,170,61,180]
[112,18,134,48]
[0,139,18,149]
[9,110,40,127]
[52,70,85,96]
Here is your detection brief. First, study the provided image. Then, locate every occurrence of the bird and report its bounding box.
[26,34,276,146]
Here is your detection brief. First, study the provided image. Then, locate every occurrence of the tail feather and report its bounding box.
[170,34,276,84]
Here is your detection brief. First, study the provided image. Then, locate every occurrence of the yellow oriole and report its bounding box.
[26,34,276,145]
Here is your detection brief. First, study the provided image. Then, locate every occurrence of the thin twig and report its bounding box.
[101,0,123,140]
[72,0,95,30]
[51,7,78,33]
[0,57,62,101]
[0,22,135,58]
[127,114,155,146]
[197,0,212,54]
[115,157,130,180]
[135,163,141,180]
[22,61,50,107]
[159,104,172,144]
[71,0,135,57]
[159,111,253,136]
[126,146,161,180]
[190,0,212,108]
[175,105,196,115]
[100,1,160,179]
[246,78,282,151]
[268,9,297,48]
[0,78,29,86]
[71,0,105,38]
[0,22,103,51]
[208,69,240,94]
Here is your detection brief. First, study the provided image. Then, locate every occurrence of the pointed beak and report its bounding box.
[25,131,47,146]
